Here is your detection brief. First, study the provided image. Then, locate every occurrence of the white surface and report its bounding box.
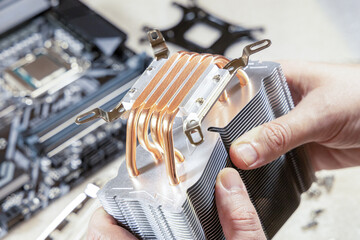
[5,0,360,239]
[275,168,360,240]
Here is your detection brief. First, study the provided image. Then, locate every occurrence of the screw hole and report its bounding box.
[250,40,269,51]
[151,32,159,40]
[78,111,95,122]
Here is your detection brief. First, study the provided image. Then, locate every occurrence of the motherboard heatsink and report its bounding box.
[76,30,314,239]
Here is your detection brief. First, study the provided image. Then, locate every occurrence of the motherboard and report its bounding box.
[0,0,148,237]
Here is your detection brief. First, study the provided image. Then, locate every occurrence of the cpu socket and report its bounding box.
[3,41,89,98]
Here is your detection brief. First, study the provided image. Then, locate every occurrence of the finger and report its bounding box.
[87,208,137,240]
[215,168,266,240]
[278,61,322,95]
[307,143,360,171]
[229,96,321,170]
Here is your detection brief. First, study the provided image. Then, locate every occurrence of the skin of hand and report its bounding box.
[87,208,137,240]
[87,62,360,240]
[230,61,360,171]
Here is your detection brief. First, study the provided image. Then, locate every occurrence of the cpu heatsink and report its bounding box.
[76,30,314,239]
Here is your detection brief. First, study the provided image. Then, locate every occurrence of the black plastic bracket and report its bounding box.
[142,2,264,55]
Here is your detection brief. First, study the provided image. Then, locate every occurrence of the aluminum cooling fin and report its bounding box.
[76,30,315,239]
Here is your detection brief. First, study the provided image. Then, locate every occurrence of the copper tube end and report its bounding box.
[162,111,180,185]
[219,90,229,102]
[137,107,162,162]
[125,108,141,177]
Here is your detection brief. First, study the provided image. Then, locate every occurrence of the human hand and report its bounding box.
[229,61,360,171]
[86,168,267,240]
[87,207,137,240]
[215,168,266,239]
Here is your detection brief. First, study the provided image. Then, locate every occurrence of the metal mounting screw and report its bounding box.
[129,88,137,94]
[196,98,204,105]
[213,74,221,82]
[147,66,154,71]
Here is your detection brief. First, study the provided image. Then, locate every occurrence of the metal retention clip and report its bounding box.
[75,102,126,125]
[224,39,272,74]
[183,39,272,146]
[147,29,169,60]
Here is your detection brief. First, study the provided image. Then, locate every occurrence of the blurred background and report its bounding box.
[2,0,360,239]
[82,0,360,62]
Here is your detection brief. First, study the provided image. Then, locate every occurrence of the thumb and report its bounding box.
[229,99,319,170]
[215,168,266,240]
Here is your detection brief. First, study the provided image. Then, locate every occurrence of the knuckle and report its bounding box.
[229,207,262,233]
[262,122,291,152]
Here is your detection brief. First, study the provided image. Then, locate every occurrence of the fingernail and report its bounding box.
[219,168,244,192]
[233,143,258,167]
